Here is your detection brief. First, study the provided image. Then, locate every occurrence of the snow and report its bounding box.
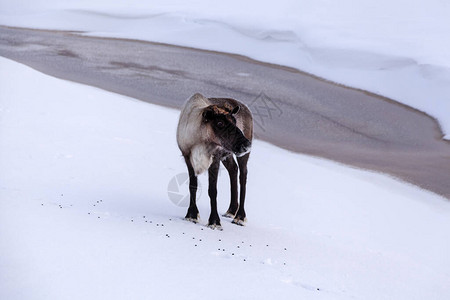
[1,57,450,299]
[1,0,449,139]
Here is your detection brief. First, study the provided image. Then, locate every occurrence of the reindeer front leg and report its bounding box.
[184,155,199,222]
[208,158,222,229]
[233,153,250,226]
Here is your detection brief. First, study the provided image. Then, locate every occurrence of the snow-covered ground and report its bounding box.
[1,0,449,139]
[1,57,450,299]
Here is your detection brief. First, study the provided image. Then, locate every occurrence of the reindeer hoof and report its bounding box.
[185,207,199,223]
[185,217,199,223]
[207,223,223,231]
[208,215,222,230]
[222,211,235,218]
[232,217,247,226]
[185,212,200,223]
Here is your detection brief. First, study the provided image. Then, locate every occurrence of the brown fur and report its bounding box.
[176,93,253,228]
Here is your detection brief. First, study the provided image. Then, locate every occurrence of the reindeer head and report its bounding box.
[202,104,251,157]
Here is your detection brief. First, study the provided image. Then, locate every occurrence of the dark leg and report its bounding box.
[208,158,222,229]
[184,155,199,222]
[221,155,239,218]
[233,153,250,226]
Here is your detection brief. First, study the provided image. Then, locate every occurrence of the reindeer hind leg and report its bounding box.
[184,155,199,222]
[221,155,239,218]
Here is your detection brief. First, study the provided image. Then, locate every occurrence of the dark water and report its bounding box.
[1,26,449,198]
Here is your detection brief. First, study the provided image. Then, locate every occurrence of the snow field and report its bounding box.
[1,0,449,138]
[1,57,450,299]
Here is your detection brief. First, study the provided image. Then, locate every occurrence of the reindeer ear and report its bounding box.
[202,108,214,121]
[231,105,240,115]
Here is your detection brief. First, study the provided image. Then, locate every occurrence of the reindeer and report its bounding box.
[177,93,253,229]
